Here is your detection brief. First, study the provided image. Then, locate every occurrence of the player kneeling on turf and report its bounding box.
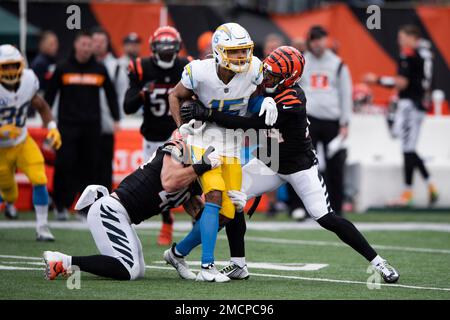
[43,136,220,281]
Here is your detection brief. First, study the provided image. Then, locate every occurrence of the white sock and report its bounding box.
[370,255,384,266]
[62,254,72,270]
[35,205,48,228]
[231,257,246,268]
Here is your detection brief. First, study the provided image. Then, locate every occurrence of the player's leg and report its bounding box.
[223,158,284,279]
[0,145,19,219]
[17,136,54,240]
[43,195,145,281]
[282,164,399,283]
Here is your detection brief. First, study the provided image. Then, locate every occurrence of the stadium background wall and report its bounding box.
[0,1,449,105]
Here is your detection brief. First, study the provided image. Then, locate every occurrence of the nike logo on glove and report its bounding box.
[283,105,293,109]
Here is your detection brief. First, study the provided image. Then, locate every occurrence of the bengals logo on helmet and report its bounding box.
[263,46,305,93]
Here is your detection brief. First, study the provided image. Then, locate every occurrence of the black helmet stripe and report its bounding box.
[278,47,294,75]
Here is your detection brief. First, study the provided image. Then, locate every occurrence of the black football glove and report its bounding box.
[180,100,211,123]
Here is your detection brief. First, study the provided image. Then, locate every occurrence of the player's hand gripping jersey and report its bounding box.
[180,56,263,158]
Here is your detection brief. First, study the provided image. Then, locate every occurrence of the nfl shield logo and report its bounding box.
[224,88,229,93]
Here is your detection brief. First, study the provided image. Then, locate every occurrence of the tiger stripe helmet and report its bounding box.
[262,46,305,93]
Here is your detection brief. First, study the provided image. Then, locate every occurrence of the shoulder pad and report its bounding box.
[251,56,263,85]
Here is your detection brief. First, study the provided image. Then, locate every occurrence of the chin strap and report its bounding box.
[155,53,176,69]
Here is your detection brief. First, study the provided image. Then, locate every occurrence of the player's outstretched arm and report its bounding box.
[168,81,194,127]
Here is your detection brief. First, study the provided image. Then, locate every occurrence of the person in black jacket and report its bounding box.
[45,30,120,220]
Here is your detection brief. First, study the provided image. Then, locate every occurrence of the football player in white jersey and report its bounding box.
[167,23,278,282]
[0,44,61,241]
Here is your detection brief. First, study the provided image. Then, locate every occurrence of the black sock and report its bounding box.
[225,210,246,257]
[413,152,430,180]
[161,210,173,225]
[72,255,130,280]
[317,213,377,262]
[403,152,415,186]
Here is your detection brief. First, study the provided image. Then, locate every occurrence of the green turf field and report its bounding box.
[1,211,450,300]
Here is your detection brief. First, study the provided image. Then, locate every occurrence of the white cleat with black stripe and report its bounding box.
[220,263,250,280]
[373,259,400,283]
[163,243,197,280]
[196,263,230,283]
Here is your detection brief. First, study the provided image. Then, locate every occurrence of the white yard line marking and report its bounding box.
[145,265,450,292]
[153,260,328,271]
[0,254,449,293]
[140,230,450,255]
[2,220,450,232]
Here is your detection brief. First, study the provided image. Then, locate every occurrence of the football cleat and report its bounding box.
[158,223,173,246]
[36,224,55,242]
[55,208,69,221]
[373,259,400,284]
[388,190,413,207]
[43,251,69,280]
[4,203,18,220]
[220,263,249,280]
[196,263,230,283]
[428,184,439,206]
[163,243,196,280]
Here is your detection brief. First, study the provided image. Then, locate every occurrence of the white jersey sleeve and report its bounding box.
[180,59,202,91]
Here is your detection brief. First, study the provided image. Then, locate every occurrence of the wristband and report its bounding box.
[192,162,211,176]
[47,121,57,130]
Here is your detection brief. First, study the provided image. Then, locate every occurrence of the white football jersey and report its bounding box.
[0,69,39,148]
[181,57,263,157]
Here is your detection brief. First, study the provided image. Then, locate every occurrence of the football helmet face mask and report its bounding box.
[149,26,182,69]
[0,45,25,86]
[262,46,305,93]
[212,23,254,73]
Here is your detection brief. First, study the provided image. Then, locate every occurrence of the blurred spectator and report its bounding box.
[263,33,285,57]
[300,25,353,216]
[197,31,213,59]
[118,32,142,70]
[30,31,59,95]
[92,27,126,191]
[291,37,307,53]
[363,24,439,207]
[44,30,120,220]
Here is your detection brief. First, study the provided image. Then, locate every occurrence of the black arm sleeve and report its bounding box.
[102,67,120,121]
[123,65,144,115]
[209,110,272,130]
[43,65,61,107]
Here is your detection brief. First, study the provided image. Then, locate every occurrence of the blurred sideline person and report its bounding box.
[92,27,125,192]
[0,45,62,241]
[43,136,220,281]
[182,45,399,284]
[45,30,120,220]
[167,22,277,282]
[30,31,59,95]
[197,31,213,59]
[263,33,285,57]
[118,33,142,69]
[123,26,191,246]
[363,24,438,206]
[300,25,353,216]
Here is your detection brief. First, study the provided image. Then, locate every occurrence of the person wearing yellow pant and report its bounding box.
[0,44,62,241]
[167,23,278,282]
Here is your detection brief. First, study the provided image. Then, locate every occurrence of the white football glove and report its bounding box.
[178,119,206,137]
[227,190,247,212]
[206,149,221,169]
[259,97,278,126]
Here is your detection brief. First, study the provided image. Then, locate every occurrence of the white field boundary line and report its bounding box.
[1,255,449,293]
[139,230,450,255]
[145,266,450,293]
[2,220,450,232]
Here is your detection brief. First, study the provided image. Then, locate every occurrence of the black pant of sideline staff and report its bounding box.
[97,134,114,192]
[53,124,101,211]
[308,116,346,216]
